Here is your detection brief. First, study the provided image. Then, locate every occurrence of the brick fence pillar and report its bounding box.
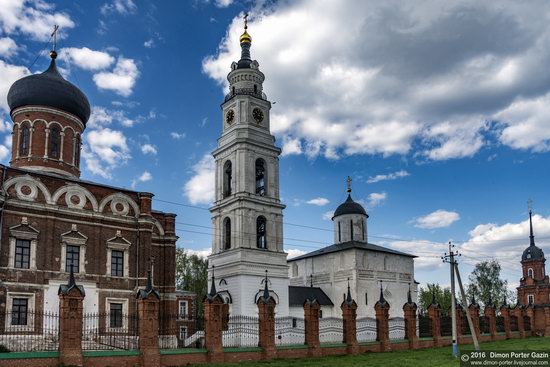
[500,305,511,340]
[341,284,359,355]
[257,282,276,361]
[136,271,160,367]
[374,285,391,352]
[512,306,525,338]
[58,267,85,367]
[484,302,496,341]
[524,305,535,337]
[402,289,418,350]
[427,301,441,347]
[544,306,550,336]
[468,299,480,341]
[304,297,321,357]
[204,271,224,363]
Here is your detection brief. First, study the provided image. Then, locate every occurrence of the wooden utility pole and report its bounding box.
[455,262,480,351]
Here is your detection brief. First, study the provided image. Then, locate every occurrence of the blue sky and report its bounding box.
[1,0,550,295]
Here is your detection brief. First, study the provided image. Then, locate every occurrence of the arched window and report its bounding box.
[255,159,266,196]
[365,292,368,305]
[254,84,257,94]
[361,219,365,240]
[383,256,388,271]
[256,216,267,249]
[223,218,231,250]
[73,135,81,167]
[527,268,534,278]
[50,127,60,158]
[292,263,298,277]
[20,125,30,156]
[338,222,341,242]
[350,220,354,241]
[223,161,232,197]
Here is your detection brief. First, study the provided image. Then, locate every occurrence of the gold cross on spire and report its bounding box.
[244,12,249,30]
[51,24,59,51]
[346,176,352,193]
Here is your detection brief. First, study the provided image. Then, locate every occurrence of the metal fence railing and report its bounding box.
[510,316,519,332]
[275,316,304,346]
[222,315,259,348]
[496,315,505,333]
[158,314,205,349]
[440,316,452,337]
[418,314,432,338]
[82,312,138,350]
[0,310,59,352]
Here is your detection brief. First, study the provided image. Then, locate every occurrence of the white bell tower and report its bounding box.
[208,15,289,316]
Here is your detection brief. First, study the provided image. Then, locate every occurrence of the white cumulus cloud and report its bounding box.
[367,170,410,184]
[306,197,329,206]
[0,37,18,58]
[140,143,157,155]
[170,132,186,139]
[82,128,130,179]
[183,154,215,205]
[60,47,115,71]
[367,192,387,208]
[203,1,550,160]
[93,57,139,97]
[101,0,137,15]
[286,248,307,259]
[0,60,29,112]
[414,210,460,229]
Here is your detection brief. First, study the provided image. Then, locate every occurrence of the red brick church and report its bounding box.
[0,49,181,326]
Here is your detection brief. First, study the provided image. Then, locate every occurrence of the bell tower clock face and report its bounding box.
[252,108,264,123]
[226,109,235,125]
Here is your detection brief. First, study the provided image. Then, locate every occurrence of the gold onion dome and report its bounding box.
[240,30,252,43]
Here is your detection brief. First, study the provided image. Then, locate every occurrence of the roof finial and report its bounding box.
[262,269,270,301]
[239,12,252,44]
[50,24,59,59]
[345,277,352,304]
[346,176,352,193]
[407,283,412,304]
[208,265,217,298]
[528,200,535,246]
[379,280,386,303]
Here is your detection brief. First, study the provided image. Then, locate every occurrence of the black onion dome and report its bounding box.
[332,194,367,219]
[7,53,90,124]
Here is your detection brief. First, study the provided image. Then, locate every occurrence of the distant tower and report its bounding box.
[332,176,369,244]
[7,45,90,177]
[517,208,549,305]
[208,15,289,316]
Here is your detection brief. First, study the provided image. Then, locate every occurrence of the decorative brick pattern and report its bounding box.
[484,304,497,340]
[427,303,441,346]
[374,301,390,352]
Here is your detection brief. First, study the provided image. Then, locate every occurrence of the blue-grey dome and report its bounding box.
[522,245,544,261]
[332,194,367,219]
[7,52,90,124]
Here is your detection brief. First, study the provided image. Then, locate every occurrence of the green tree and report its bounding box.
[175,248,208,318]
[466,260,509,307]
[418,283,452,313]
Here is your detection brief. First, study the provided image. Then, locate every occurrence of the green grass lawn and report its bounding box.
[205,338,550,367]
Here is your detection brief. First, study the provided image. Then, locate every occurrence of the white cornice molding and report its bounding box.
[11,106,85,131]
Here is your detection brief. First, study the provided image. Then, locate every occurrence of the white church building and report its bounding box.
[208,19,417,319]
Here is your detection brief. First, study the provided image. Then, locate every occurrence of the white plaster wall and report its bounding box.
[43,279,99,314]
[333,213,368,244]
[288,248,417,318]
